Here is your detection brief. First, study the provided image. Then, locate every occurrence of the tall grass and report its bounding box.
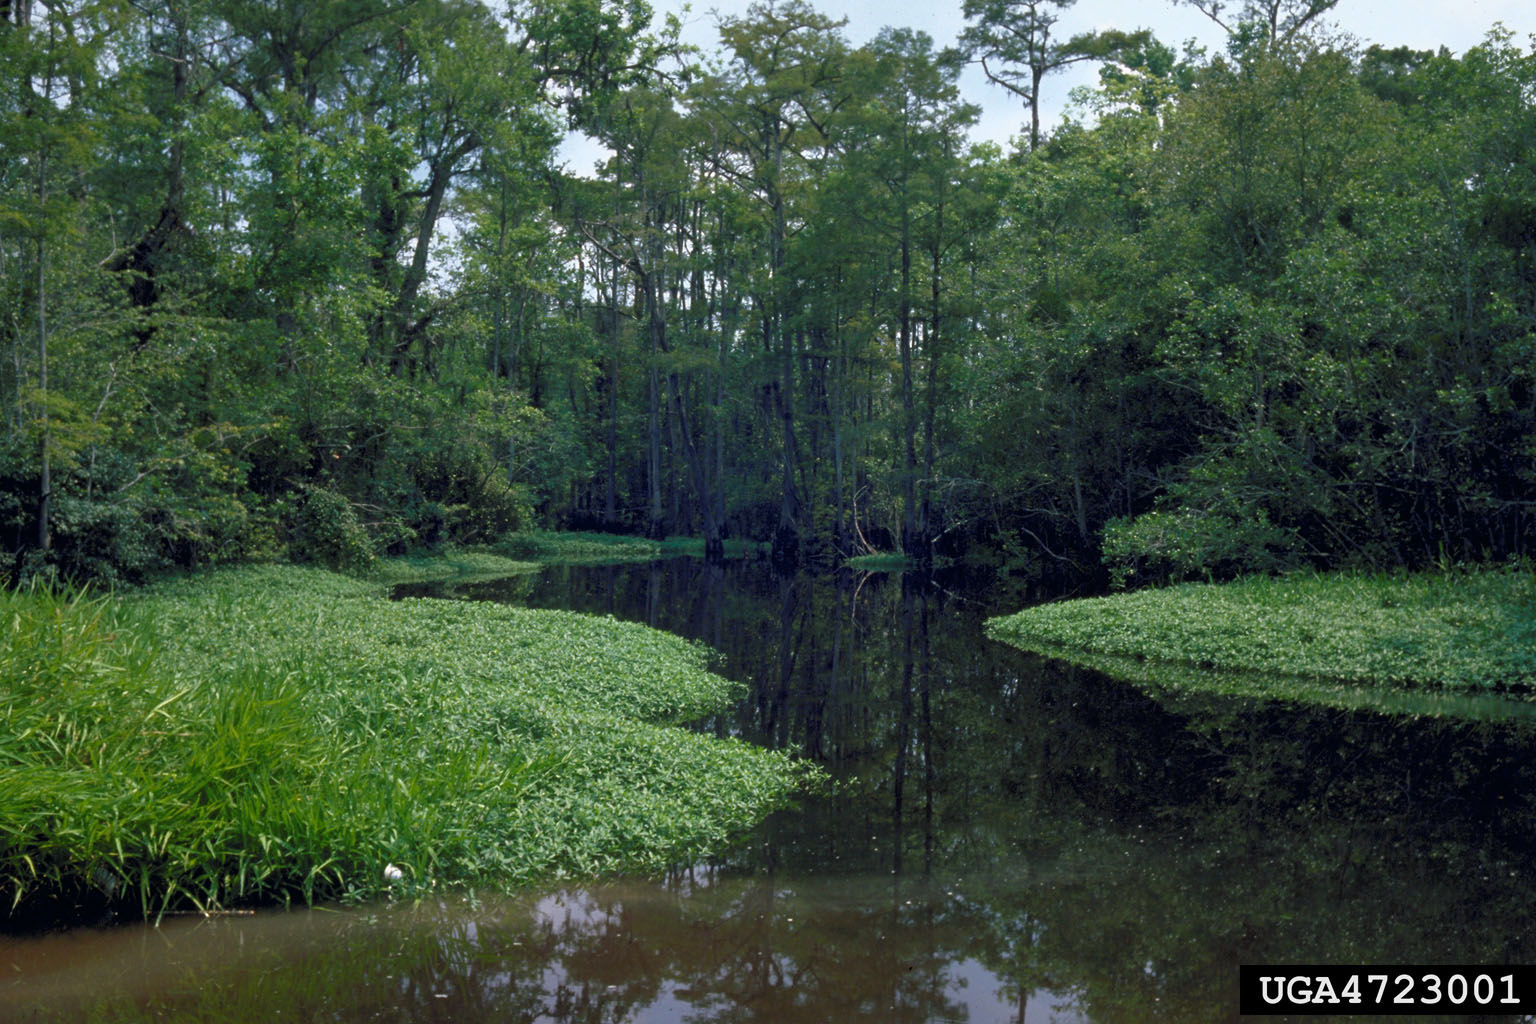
[1,565,811,923]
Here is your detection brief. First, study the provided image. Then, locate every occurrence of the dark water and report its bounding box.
[5,559,1536,1022]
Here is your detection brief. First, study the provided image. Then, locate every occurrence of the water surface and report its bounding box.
[5,559,1534,1022]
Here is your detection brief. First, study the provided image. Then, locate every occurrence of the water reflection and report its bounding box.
[1,875,1087,1023]
[6,560,1536,1022]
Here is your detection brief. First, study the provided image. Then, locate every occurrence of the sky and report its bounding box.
[555,0,1535,175]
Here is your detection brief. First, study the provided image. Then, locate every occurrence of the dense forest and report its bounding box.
[2,0,1533,584]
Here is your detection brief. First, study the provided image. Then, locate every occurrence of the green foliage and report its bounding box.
[988,567,1536,695]
[494,530,662,564]
[371,550,539,584]
[2,0,1534,586]
[1102,501,1308,587]
[279,486,375,573]
[845,552,914,572]
[0,563,813,920]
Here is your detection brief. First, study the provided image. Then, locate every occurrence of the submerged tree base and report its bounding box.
[986,568,1536,711]
[0,562,813,924]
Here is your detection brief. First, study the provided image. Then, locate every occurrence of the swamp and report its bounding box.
[6,556,1536,1021]
[5,0,1536,1018]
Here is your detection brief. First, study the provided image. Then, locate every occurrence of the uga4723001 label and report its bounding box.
[1239,965,1536,1014]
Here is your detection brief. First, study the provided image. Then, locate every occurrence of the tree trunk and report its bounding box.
[389,133,478,376]
[36,164,49,554]
[770,137,799,568]
[605,264,620,530]
[104,5,188,348]
[899,201,918,556]
[918,211,944,564]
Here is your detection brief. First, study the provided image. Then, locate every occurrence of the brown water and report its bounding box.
[4,559,1535,1022]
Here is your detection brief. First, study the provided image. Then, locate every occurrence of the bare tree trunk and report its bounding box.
[833,296,848,554]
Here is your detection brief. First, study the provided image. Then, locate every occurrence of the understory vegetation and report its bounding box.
[987,568,1536,699]
[0,564,812,922]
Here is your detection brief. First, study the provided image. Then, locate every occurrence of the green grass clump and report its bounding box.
[1,565,812,920]
[987,568,1536,697]
[492,531,662,564]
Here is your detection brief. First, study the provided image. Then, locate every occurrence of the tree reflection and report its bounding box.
[19,560,1535,1023]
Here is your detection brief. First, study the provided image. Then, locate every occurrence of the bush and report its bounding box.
[1103,505,1308,588]
[281,485,376,572]
[446,479,533,543]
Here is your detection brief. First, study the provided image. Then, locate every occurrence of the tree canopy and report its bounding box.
[2,0,1533,585]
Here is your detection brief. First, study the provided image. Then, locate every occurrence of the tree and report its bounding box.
[1171,0,1340,47]
[0,0,119,560]
[705,0,847,565]
[960,0,1147,151]
[836,29,976,559]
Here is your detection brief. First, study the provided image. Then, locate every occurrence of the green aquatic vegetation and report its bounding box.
[371,550,539,584]
[845,552,914,572]
[492,531,663,564]
[0,565,811,920]
[987,569,1536,698]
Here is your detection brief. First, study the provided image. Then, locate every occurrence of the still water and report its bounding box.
[5,558,1535,1022]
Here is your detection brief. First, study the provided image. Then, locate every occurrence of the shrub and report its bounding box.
[1103,505,1307,588]
[281,485,376,572]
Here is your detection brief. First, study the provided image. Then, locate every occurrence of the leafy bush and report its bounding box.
[1103,505,1309,587]
[45,494,156,585]
[445,478,533,543]
[281,485,376,572]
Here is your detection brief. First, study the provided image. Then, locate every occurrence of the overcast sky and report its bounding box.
[557,0,1535,173]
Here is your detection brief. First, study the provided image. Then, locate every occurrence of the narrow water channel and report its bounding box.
[5,559,1535,1022]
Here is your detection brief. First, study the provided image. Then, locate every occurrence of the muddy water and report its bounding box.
[4,559,1535,1022]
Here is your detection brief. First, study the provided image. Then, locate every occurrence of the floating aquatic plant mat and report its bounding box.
[1,563,812,921]
[491,531,667,564]
[370,550,540,585]
[986,569,1536,722]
